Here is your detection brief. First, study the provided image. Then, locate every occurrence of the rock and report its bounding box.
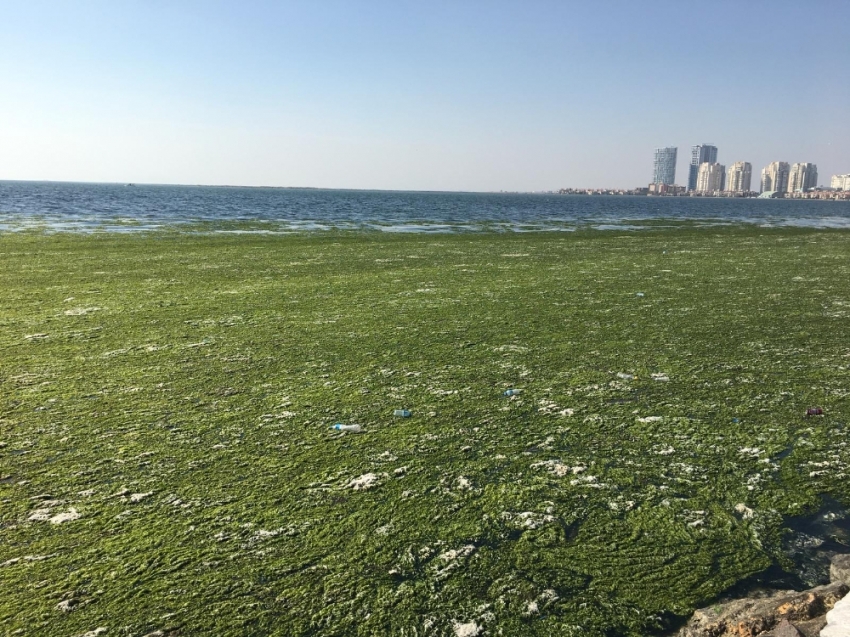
[789,616,827,637]
[774,583,846,619]
[677,582,848,637]
[830,554,850,586]
[820,591,850,637]
[761,619,802,637]
[56,599,79,612]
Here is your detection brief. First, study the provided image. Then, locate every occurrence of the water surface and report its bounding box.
[1,181,849,233]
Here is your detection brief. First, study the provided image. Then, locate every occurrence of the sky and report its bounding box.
[1,0,848,191]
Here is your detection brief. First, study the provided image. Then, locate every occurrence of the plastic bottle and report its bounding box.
[332,423,362,433]
[393,409,411,417]
[503,389,522,396]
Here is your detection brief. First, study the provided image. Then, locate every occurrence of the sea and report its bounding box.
[1,180,849,233]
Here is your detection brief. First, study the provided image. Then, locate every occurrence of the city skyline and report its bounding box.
[650,144,831,194]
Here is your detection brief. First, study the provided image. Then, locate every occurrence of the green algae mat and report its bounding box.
[2,227,849,636]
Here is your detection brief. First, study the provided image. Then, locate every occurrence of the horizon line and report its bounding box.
[1,178,566,196]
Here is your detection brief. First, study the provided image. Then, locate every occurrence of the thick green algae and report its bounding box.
[1,227,849,636]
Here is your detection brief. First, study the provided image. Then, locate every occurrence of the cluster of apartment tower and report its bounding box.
[652,145,820,195]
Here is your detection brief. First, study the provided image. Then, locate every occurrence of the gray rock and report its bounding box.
[677,582,848,637]
[830,554,850,586]
[761,619,802,637]
[789,616,827,637]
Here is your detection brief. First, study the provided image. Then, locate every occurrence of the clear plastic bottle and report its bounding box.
[393,409,411,417]
[503,389,522,396]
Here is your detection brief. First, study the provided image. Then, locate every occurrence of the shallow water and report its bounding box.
[2,181,849,233]
[719,496,850,598]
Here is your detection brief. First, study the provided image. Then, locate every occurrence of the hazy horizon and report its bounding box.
[1,1,848,191]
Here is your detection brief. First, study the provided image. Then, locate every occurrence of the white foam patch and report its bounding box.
[347,473,381,490]
[452,620,481,637]
[49,508,80,524]
[64,307,101,316]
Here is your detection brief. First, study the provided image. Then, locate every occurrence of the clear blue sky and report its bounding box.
[1,0,848,191]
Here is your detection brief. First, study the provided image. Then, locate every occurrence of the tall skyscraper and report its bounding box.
[831,174,850,190]
[788,163,818,192]
[696,162,725,193]
[726,162,752,192]
[653,147,677,185]
[688,144,718,191]
[761,161,790,193]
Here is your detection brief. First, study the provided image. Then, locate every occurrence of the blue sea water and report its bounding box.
[1,180,849,233]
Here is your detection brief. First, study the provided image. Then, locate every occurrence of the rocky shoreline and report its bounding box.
[676,554,850,637]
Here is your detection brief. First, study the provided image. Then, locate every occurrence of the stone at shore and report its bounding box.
[676,582,848,637]
[830,554,850,586]
[762,619,802,637]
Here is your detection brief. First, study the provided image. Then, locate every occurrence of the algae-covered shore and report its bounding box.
[1,227,849,636]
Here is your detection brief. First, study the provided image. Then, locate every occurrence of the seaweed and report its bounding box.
[1,226,848,636]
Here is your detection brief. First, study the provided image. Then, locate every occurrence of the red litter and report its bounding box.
[806,407,824,416]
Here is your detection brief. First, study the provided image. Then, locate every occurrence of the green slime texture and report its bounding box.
[1,227,848,636]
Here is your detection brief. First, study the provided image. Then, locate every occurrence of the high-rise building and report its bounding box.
[696,162,725,193]
[761,162,790,193]
[831,174,850,191]
[726,162,752,192]
[653,147,677,185]
[688,144,718,191]
[788,163,818,192]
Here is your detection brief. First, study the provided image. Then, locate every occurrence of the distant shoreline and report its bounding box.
[2,179,849,201]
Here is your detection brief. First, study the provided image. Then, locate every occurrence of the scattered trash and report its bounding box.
[616,372,634,380]
[503,389,522,396]
[806,407,824,416]
[651,373,669,382]
[732,418,740,423]
[393,409,411,417]
[332,424,362,433]
[636,292,645,297]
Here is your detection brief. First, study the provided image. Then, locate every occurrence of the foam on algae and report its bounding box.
[1,227,849,636]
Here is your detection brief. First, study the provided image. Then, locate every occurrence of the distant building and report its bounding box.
[696,162,725,193]
[648,182,685,195]
[725,161,752,192]
[653,147,677,185]
[831,174,850,191]
[761,162,790,194]
[688,144,718,191]
[788,163,818,192]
